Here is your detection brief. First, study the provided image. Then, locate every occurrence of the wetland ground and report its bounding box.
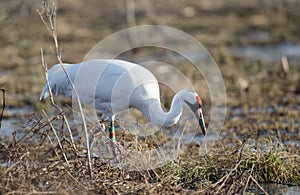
[0,0,299,194]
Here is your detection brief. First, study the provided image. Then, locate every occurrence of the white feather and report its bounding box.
[40,59,205,130]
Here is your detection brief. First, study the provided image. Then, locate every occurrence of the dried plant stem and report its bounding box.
[66,171,93,190]
[40,48,76,151]
[46,133,61,161]
[275,122,282,143]
[16,111,56,145]
[124,0,137,46]
[214,160,242,192]
[0,88,5,130]
[250,176,268,195]
[242,163,255,195]
[5,152,30,173]
[42,110,69,166]
[38,0,92,178]
[281,55,289,77]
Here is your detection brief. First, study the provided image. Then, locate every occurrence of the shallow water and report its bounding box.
[231,43,300,63]
[248,183,300,195]
[0,118,20,137]
[127,43,300,65]
[0,106,34,139]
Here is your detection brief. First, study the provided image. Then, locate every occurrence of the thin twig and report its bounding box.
[44,133,62,162]
[0,89,5,130]
[275,122,282,144]
[250,175,268,195]
[66,171,93,190]
[40,48,77,151]
[124,0,137,47]
[242,163,255,195]
[16,112,62,145]
[5,151,30,173]
[281,55,289,77]
[42,109,69,166]
[38,0,92,177]
[214,160,242,192]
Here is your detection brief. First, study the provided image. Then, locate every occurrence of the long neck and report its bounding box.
[140,93,183,127]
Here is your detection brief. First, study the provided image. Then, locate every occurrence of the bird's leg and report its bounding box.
[93,119,106,137]
[109,120,115,141]
[109,119,118,161]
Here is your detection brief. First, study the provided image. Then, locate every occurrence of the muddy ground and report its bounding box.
[0,0,299,194]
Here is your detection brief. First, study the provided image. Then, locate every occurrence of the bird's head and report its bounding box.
[182,91,207,136]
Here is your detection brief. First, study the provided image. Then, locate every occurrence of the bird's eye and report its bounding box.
[196,96,203,108]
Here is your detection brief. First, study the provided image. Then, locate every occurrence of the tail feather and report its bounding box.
[39,85,50,100]
[39,63,75,101]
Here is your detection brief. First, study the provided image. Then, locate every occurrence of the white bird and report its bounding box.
[40,59,207,140]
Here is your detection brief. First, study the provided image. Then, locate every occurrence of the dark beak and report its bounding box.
[197,108,206,136]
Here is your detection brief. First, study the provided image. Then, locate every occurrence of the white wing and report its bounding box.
[39,59,160,114]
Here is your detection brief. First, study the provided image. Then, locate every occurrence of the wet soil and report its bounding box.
[0,0,299,194]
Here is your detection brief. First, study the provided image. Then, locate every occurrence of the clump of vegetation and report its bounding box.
[156,138,300,194]
[0,113,299,194]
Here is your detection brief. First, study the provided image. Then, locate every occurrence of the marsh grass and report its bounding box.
[1,0,300,194]
[0,112,299,194]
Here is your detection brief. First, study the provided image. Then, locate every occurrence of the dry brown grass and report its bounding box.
[0,115,299,194]
[0,0,300,194]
